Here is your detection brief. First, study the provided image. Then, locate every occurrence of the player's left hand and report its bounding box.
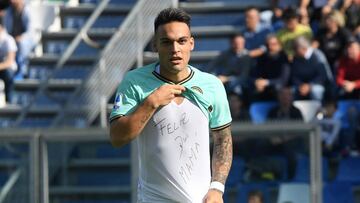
[202,189,223,203]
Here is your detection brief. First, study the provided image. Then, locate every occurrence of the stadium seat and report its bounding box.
[75,169,130,186]
[249,102,277,124]
[96,144,130,158]
[277,183,310,203]
[293,154,329,182]
[194,38,229,51]
[323,182,354,203]
[293,100,321,123]
[226,156,245,187]
[236,183,270,203]
[191,13,245,26]
[0,171,9,186]
[336,157,360,183]
[334,100,360,129]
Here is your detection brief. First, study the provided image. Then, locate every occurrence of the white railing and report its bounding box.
[51,0,178,127]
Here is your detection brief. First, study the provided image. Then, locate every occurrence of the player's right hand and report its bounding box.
[147,84,185,108]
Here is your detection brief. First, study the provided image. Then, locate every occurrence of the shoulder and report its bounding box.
[123,63,155,80]
[297,24,312,32]
[191,65,222,85]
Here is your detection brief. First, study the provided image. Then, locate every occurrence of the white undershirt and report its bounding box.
[137,98,211,203]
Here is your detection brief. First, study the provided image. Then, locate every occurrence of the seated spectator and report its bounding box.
[276,7,313,60]
[252,34,290,101]
[315,100,341,151]
[336,40,360,99]
[4,0,35,78]
[248,190,264,203]
[271,0,310,23]
[290,36,331,100]
[268,86,304,179]
[0,16,17,103]
[313,11,352,73]
[242,7,273,57]
[268,86,303,121]
[340,0,360,40]
[207,33,254,103]
[228,92,250,121]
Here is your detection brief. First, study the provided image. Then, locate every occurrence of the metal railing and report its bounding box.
[51,0,178,127]
[14,0,112,127]
[0,122,323,203]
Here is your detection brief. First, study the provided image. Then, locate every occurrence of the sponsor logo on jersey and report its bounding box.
[113,93,123,110]
[191,86,203,94]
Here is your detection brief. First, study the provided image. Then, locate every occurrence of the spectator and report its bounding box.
[207,33,254,102]
[248,190,264,203]
[336,40,360,99]
[315,100,341,151]
[268,86,304,179]
[268,86,303,121]
[4,0,35,78]
[271,0,310,22]
[242,7,273,57]
[276,7,312,60]
[228,92,250,121]
[0,16,17,103]
[290,36,331,100]
[313,11,352,74]
[340,0,360,40]
[252,34,290,101]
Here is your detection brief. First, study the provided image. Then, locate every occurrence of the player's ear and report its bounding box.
[190,36,195,51]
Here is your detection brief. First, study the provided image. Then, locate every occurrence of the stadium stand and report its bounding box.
[1,0,360,203]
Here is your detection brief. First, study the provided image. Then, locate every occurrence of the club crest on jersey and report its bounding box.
[191,86,203,94]
[113,93,123,110]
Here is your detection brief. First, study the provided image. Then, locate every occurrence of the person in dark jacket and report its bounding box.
[252,34,290,101]
[290,36,332,100]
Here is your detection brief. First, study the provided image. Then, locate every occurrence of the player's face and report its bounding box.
[155,21,194,75]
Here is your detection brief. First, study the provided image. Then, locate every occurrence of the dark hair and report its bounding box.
[154,8,191,33]
[230,32,244,41]
[248,190,264,202]
[0,16,3,27]
[282,7,298,21]
[245,6,259,13]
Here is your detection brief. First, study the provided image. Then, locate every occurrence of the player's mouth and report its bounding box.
[170,56,182,64]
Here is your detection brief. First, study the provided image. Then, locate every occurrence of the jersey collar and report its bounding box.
[152,63,194,85]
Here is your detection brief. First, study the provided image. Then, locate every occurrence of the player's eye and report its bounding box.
[178,39,188,45]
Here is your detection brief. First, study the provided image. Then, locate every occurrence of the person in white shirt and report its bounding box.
[0,16,17,102]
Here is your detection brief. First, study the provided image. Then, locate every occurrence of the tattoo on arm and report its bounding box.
[211,126,233,184]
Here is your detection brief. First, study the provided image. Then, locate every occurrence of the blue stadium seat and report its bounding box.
[293,154,329,182]
[323,182,354,203]
[336,157,360,183]
[0,171,9,186]
[277,183,310,203]
[194,38,229,51]
[96,144,130,158]
[19,119,53,128]
[236,183,270,203]
[191,13,244,26]
[76,169,130,186]
[63,16,125,29]
[62,200,129,203]
[334,100,360,129]
[249,102,277,124]
[226,156,245,187]
[79,0,135,4]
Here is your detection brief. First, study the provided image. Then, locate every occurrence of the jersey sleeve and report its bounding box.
[109,74,140,123]
[209,79,232,131]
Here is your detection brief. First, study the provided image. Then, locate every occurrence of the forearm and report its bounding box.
[211,126,233,184]
[110,97,157,147]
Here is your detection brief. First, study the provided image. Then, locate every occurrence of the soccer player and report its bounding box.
[109,8,233,203]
